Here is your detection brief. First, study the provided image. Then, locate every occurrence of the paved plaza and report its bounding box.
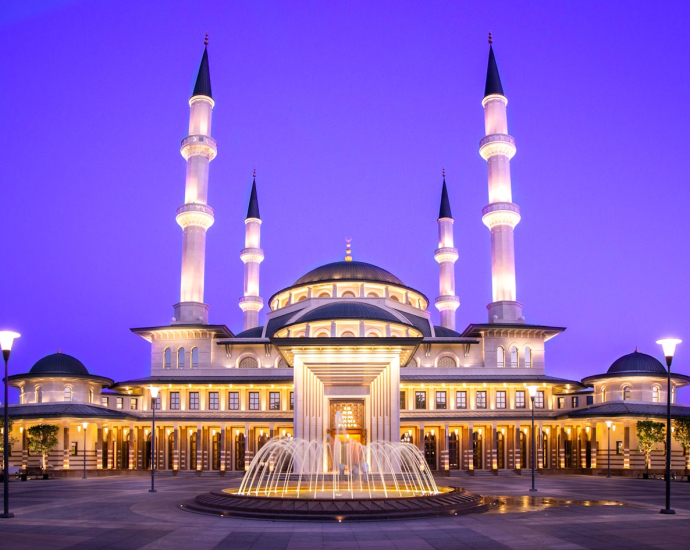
[1,474,689,549]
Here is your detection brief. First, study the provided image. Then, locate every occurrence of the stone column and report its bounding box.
[491,423,498,471]
[196,425,202,473]
[62,424,69,470]
[624,423,630,469]
[243,424,252,471]
[467,424,474,471]
[128,424,135,469]
[514,425,521,470]
[538,423,544,469]
[96,424,103,469]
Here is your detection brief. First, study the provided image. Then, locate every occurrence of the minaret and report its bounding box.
[172,36,217,325]
[434,169,460,330]
[238,171,264,331]
[480,35,523,324]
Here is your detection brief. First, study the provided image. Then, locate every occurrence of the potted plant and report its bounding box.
[27,424,59,480]
[0,418,18,482]
[636,419,665,479]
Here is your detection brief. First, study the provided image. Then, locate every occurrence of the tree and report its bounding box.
[636,419,665,471]
[27,424,60,472]
[0,418,19,469]
[673,416,690,468]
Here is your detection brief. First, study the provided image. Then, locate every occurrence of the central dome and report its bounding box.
[294,261,404,287]
[29,352,89,375]
[606,351,666,375]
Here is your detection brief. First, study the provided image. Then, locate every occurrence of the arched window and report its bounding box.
[318,292,330,298]
[315,331,329,338]
[524,347,532,368]
[89,388,94,404]
[601,386,606,403]
[496,346,505,368]
[298,295,307,302]
[164,348,171,369]
[278,358,289,368]
[191,347,199,369]
[35,386,42,403]
[340,331,355,337]
[652,386,659,403]
[438,356,457,368]
[672,386,675,403]
[389,295,400,302]
[342,291,356,298]
[622,386,631,401]
[19,387,25,404]
[239,356,258,369]
[177,347,185,369]
[366,332,380,337]
[510,346,518,368]
[367,292,379,298]
[64,386,72,402]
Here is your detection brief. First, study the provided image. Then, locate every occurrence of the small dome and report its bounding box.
[235,326,264,338]
[296,302,404,325]
[29,352,89,375]
[607,351,666,375]
[294,261,404,287]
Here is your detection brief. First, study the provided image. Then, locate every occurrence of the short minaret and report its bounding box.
[479,35,523,324]
[239,171,264,331]
[434,170,460,330]
[173,36,217,325]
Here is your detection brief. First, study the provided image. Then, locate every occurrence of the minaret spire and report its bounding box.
[479,39,523,323]
[239,172,265,331]
[434,170,460,330]
[172,41,218,325]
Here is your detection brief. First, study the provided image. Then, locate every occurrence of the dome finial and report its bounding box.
[58,347,61,354]
[345,238,352,262]
[442,167,446,179]
[488,31,493,45]
[204,33,209,46]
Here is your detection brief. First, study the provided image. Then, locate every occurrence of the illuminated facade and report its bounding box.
[4,41,689,477]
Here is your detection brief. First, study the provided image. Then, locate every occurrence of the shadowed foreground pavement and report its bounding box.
[1,474,689,549]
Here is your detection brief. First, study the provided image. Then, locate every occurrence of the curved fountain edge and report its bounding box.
[181,487,497,521]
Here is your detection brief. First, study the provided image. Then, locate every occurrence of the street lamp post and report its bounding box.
[657,338,681,515]
[527,385,539,492]
[0,331,20,520]
[149,386,161,493]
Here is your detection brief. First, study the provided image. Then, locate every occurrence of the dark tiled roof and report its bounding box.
[433,325,461,337]
[439,179,452,220]
[246,178,260,220]
[192,47,212,98]
[295,302,403,326]
[293,261,404,286]
[400,373,585,388]
[127,411,293,421]
[235,326,264,338]
[29,352,89,375]
[484,45,504,97]
[607,351,666,374]
[398,310,432,337]
[111,375,294,389]
[402,410,557,421]
[266,310,305,337]
[2,404,130,420]
[566,402,690,418]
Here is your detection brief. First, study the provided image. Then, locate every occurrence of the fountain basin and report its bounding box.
[182,486,495,521]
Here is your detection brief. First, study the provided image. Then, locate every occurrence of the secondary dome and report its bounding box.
[294,261,404,287]
[607,351,666,375]
[295,302,405,325]
[29,352,89,375]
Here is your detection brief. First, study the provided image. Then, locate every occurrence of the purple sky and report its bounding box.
[2,1,689,404]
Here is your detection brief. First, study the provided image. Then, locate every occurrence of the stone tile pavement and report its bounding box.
[1,474,689,549]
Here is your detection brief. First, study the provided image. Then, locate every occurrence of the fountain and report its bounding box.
[184,413,494,520]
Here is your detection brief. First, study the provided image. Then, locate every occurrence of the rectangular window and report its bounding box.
[130,398,138,410]
[557,397,565,409]
[476,391,487,409]
[290,392,294,411]
[616,441,623,455]
[571,396,579,408]
[515,391,525,409]
[269,392,280,410]
[400,391,406,410]
[227,392,239,410]
[586,395,594,406]
[436,391,447,410]
[70,442,78,456]
[535,391,544,409]
[101,396,108,407]
[456,391,467,409]
[170,392,180,410]
[152,397,160,410]
[415,391,426,410]
[496,391,506,409]
[249,392,260,410]
[116,397,123,410]
[209,391,219,410]
[189,392,199,410]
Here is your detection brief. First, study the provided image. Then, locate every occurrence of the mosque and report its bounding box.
[3,40,689,477]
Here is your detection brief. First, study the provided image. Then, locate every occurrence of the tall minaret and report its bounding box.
[172,36,217,325]
[434,170,460,330]
[480,35,523,324]
[238,172,264,331]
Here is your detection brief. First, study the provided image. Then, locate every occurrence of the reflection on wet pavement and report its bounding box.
[486,495,633,514]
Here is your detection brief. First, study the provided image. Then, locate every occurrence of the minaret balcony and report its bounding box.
[239,295,264,312]
[176,203,215,230]
[180,134,218,161]
[479,133,516,160]
[481,202,521,229]
[240,247,265,264]
[434,247,459,264]
[435,295,460,312]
